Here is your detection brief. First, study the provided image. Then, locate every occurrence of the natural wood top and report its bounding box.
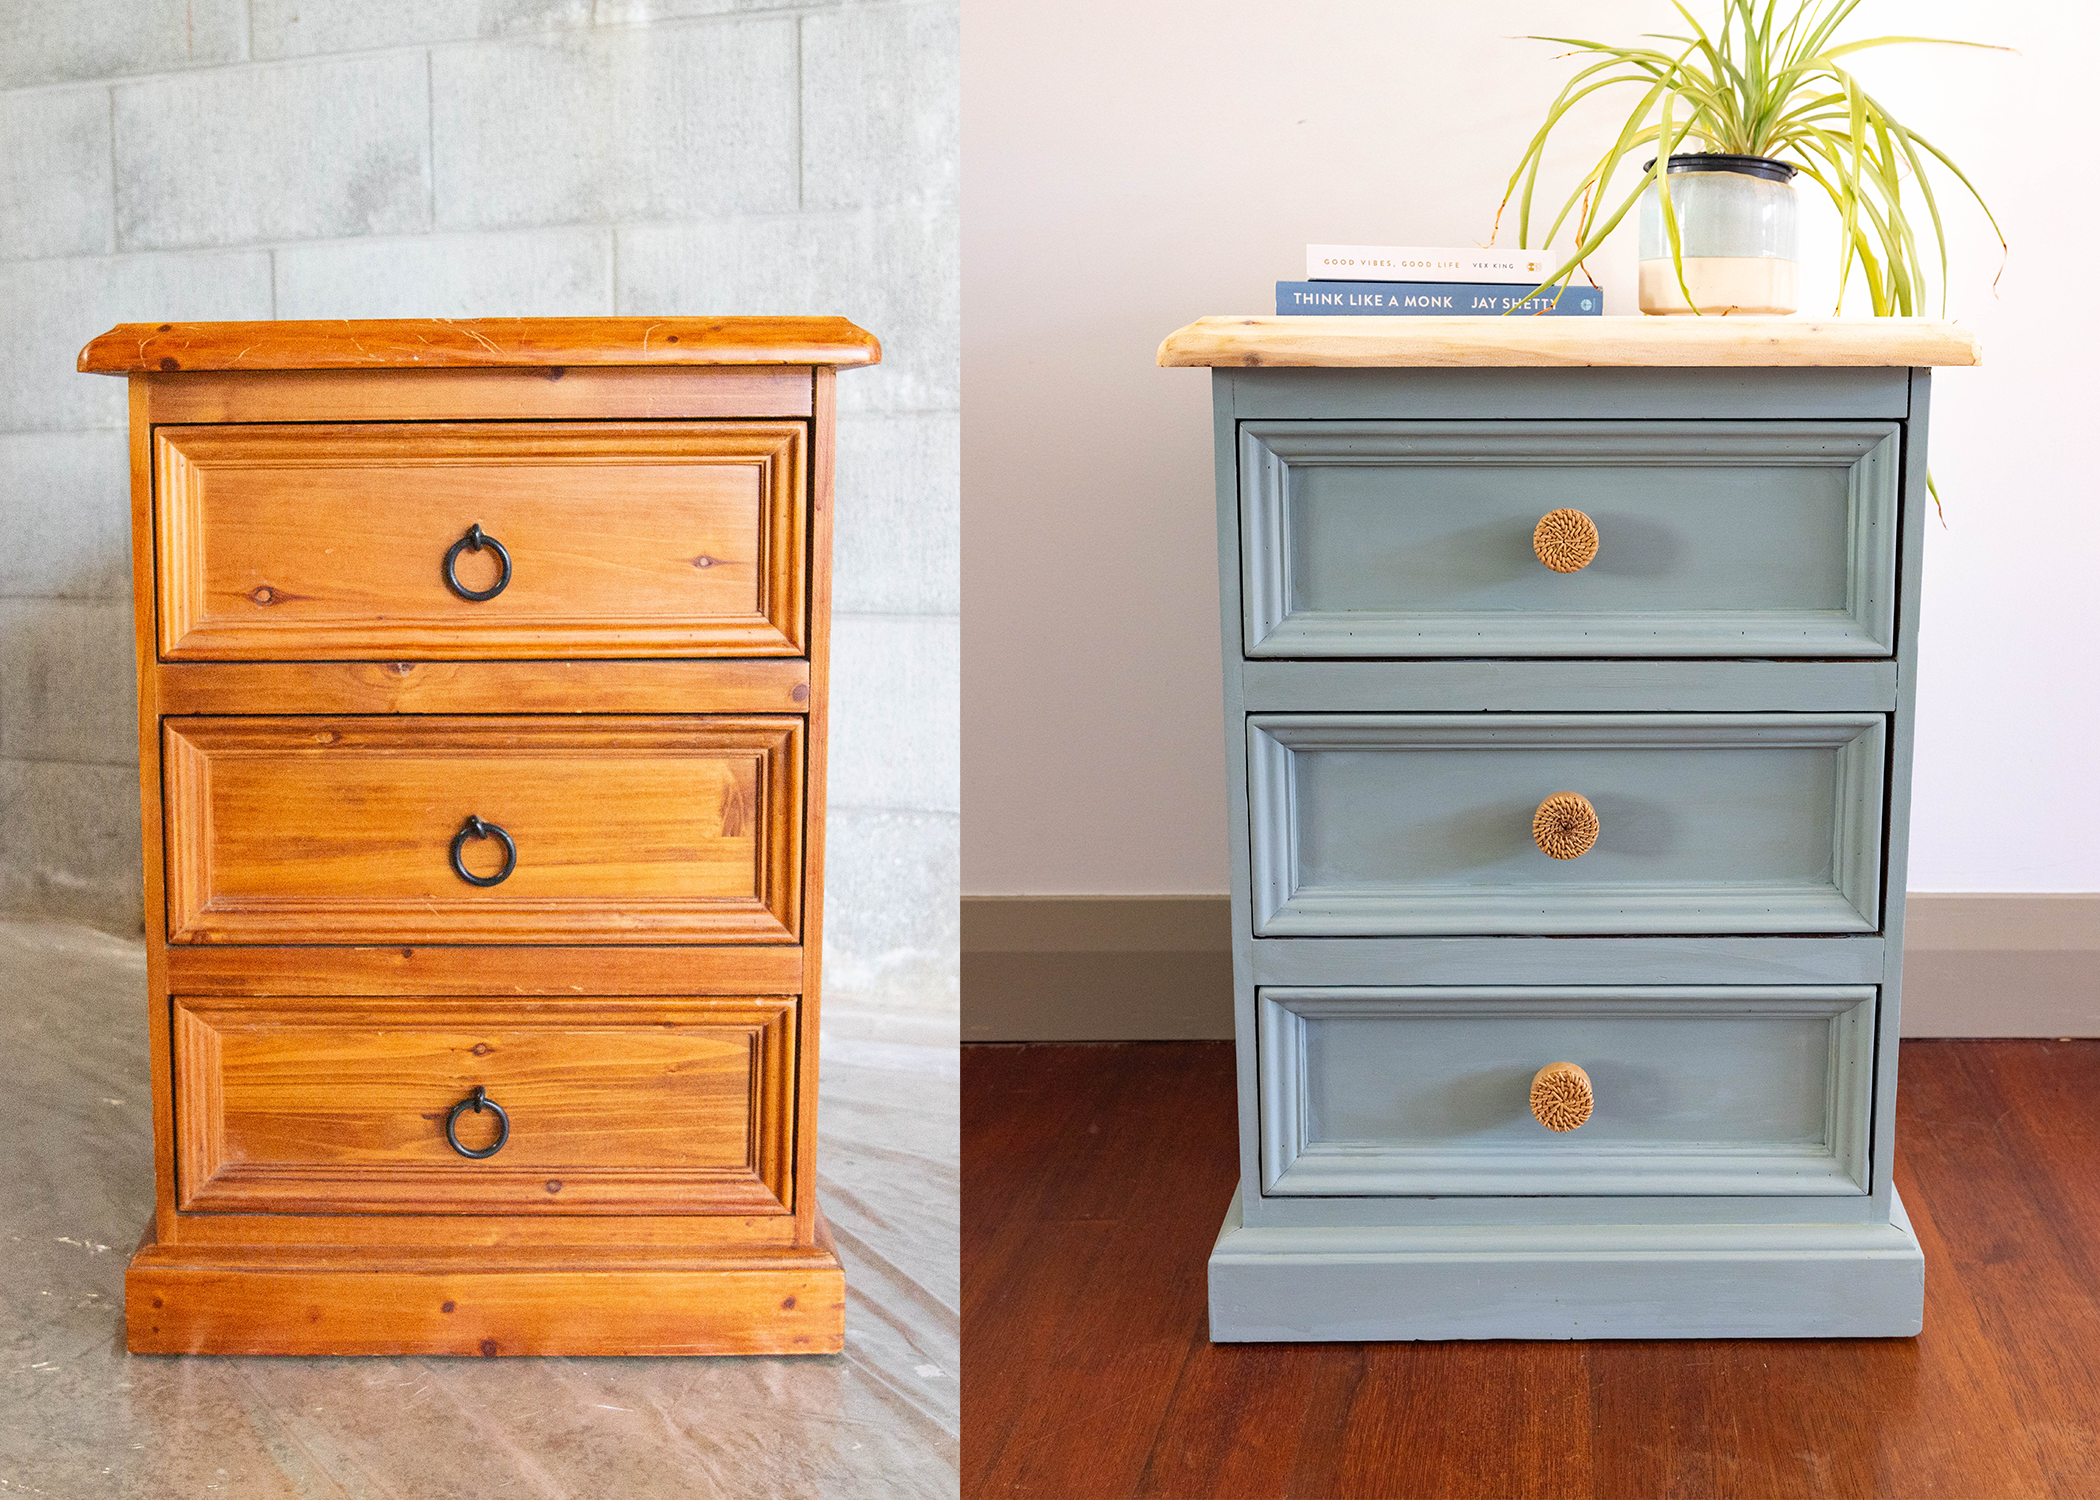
[1156,315,1979,368]
[78,317,881,374]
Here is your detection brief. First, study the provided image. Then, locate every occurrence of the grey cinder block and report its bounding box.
[0,601,139,767]
[252,0,591,59]
[833,413,960,615]
[275,228,613,318]
[0,0,246,89]
[0,87,115,260]
[432,24,797,230]
[114,51,432,251]
[829,613,960,816]
[802,2,960,211]
[1,251,273,432]
[617,204,958,413]
[595,0,829,22]
[0,434,131,600]
[0,760,144,934]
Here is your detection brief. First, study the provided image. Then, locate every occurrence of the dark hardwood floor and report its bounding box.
[962,1039,2100,1499]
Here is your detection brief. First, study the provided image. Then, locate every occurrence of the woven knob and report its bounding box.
[1533,508,1599,572]
[1532,791,1599,859]
[1530,1062,1594,1132]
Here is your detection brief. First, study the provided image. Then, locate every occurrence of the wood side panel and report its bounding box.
[140,367,815,422]
[155,659,812,716]
[81,316,880,372]
[154,423,806,660]
[794,367,837,1249]
[129,378,181,1247]
[126,1214,846,1356]
[163,716,803,945]
[165,943,804,995]
[172,997,794,1215]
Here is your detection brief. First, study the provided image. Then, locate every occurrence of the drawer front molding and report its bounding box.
[1248,713,1885,937]
[1240,421,1900,658]
[1258,986,1875,1197]
[155,422,807,660]
[164,716,803,945]
[173,997,794,1215]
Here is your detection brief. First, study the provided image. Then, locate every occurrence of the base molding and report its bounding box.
[1207,1188,1924,1341]
[126,1212,846,1356]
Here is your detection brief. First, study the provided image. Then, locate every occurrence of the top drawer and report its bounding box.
[154,421,806,660]
[1240,421,1900,659]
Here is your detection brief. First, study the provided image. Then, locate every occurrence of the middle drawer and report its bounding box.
[1249,712,1885,937]
[163,716,802,945]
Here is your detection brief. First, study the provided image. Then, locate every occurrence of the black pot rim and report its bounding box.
[1638,152,1799,184]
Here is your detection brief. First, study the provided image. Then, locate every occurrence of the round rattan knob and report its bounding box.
[1533,508,1599,572]
[1532,791,1599,860]
[1531,1062,1593,1132]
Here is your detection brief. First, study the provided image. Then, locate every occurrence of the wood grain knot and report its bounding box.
[1530,1061,1593,1132]
[1533,508,1599,572]
[1532,791,1599,859]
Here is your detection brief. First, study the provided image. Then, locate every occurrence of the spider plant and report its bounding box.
[1498,0,2007,316]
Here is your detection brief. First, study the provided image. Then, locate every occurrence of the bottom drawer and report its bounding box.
[173,997,794,1215]
[1258,986,1873,1197]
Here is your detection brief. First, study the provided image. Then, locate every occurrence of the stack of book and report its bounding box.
[1278,245,1602,317]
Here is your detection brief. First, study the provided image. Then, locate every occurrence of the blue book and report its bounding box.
[1276,280,1602,316]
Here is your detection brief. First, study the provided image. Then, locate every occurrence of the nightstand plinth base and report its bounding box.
[1208,1188,1923,1342]
[125,1211,846,1357]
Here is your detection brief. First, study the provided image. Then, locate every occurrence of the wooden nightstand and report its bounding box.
[79,316,877,1356]
[1159,315,1979,1340]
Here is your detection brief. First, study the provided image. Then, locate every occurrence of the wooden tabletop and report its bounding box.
[1157,315,1979,368]
[77,317,882,374]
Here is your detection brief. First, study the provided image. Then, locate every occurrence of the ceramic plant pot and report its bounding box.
[1638,153,1799,315]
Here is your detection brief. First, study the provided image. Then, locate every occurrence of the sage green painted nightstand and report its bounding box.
[1159,315,1980,1340]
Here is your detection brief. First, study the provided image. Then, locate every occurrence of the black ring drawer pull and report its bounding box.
[443,523,512,602]
[445,1086,510,1159]
[450,815,516,888]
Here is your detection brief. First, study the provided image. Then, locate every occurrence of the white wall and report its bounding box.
[964,0,2080,897]
[0,0,959,1002]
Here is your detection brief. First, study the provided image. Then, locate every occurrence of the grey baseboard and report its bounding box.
[962,894,2100,1041]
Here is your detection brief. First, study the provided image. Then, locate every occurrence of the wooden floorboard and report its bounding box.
[962,1039,2100,1500]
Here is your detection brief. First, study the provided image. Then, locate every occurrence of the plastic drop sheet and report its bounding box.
[0,918,960,1498]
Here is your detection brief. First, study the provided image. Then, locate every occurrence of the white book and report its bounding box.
[1307,244,1563,284]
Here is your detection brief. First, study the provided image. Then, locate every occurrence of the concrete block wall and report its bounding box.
[0,0,959,1005]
